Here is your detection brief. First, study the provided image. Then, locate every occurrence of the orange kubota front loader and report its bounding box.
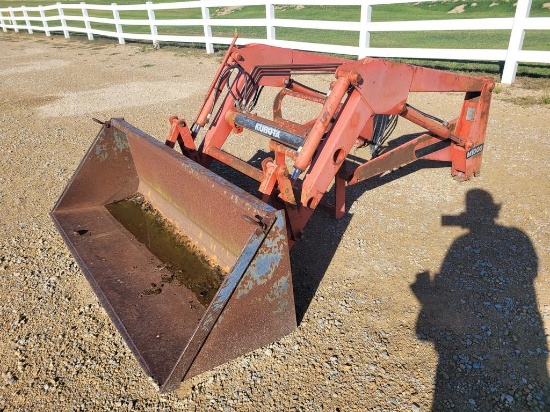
[51,38,494,391]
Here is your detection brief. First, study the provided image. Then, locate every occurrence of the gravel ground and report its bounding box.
[0,33,549,411]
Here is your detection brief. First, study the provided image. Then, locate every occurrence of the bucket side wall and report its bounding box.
[183,211,296,381]
[53,123,139,212]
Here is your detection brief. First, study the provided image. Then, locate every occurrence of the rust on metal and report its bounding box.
[51,119,294,392]
[52,39,494,392]
[105,193,226,306]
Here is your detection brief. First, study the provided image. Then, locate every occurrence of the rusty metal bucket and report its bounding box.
[51,118,296,392]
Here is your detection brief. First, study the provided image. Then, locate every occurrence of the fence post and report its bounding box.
[8,7,19,33]
[359,1,372,59]
[111,3,125,45]
[0,11,6,32]
[201,2,214,53]
[146,1,158,48]
[39,6,50,36]
[501,0,532,84]
[81,2,93,40]
[22,6,33,34]
[266,2,275,43]
[57,2,69,38]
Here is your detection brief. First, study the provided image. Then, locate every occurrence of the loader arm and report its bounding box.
[170,41,494,240]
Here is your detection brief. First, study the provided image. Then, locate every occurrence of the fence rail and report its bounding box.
[1,0,549,83]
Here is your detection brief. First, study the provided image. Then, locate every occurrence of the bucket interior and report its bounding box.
[51,119,286,388]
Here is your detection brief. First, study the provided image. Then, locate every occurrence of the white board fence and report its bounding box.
[0,0,549,84]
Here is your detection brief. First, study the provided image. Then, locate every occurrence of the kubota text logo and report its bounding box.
[255,123,281,139]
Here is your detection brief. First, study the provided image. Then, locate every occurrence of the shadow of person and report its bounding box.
[411,189,549,411]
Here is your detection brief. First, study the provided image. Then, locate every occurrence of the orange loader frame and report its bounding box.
[166,38,494,244]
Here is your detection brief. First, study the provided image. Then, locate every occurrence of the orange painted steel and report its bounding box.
[167,40,493,242]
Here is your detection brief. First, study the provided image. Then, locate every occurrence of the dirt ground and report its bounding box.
[0,33,548,411]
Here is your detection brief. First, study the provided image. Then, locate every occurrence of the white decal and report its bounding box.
[466,143,484,159]
[254,123,281,139]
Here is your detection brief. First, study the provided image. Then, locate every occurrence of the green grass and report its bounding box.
[1,0,549,78]
[505,91,550,106]
[2,0,548,44]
